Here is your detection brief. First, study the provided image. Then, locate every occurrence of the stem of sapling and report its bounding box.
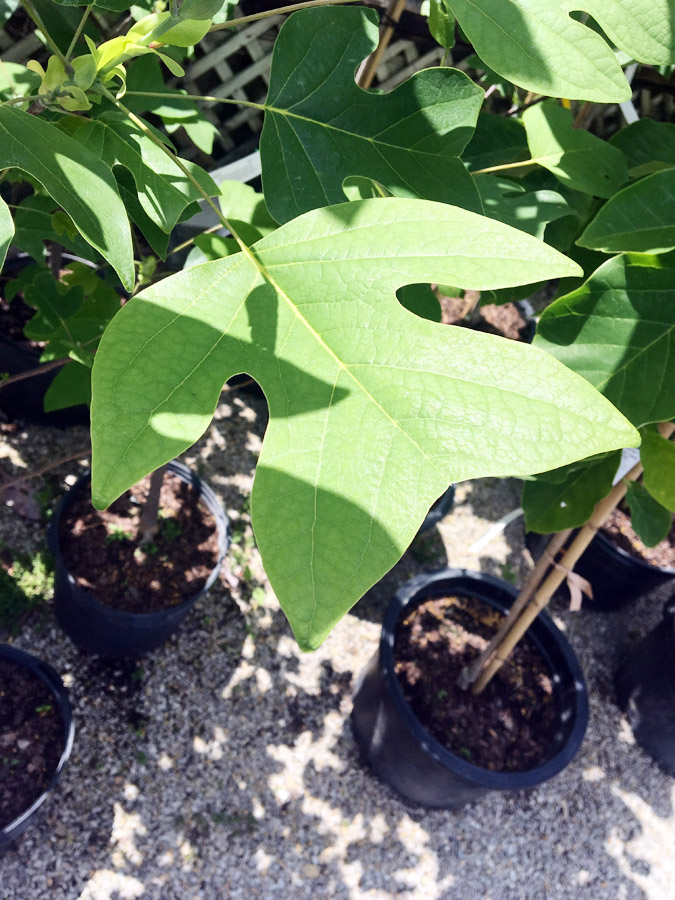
[138,465,168,546]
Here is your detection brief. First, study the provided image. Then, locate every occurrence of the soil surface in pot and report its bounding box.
[439,295,530,341]
[0,658,63,828]
[394,594,556,772]
[60,472,220,613]
[602,506,675,569]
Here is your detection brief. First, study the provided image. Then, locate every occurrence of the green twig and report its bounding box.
[471,158,538,176]
[21,0,71,70]
[65,4,93,62]
[1,95,42,107]
[125,90,264,112]
[210,0,360,31]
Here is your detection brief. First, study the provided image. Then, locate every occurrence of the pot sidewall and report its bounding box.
[50,460,229,658]
[352,568,589,808]
[0,645,74,850]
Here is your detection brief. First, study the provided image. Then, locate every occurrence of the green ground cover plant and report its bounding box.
[1,0,673,656]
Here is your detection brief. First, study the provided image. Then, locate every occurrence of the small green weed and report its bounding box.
[500,562,517,585]
[0,544,54,631]
[106,525,132,544]
[35,703,53,715]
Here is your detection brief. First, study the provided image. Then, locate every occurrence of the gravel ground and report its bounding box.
[1,389,674,900]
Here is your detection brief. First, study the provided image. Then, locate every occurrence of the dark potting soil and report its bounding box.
[394,594,556,772]
[60,472,220,613]
[0,658,63,829]
[602,506,675,569]
[439,295,530,341]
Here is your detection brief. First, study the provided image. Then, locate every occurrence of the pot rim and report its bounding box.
[48,459,229,621]
[0,645,74,844]
[593,528,675,576]
[379,567,589,790]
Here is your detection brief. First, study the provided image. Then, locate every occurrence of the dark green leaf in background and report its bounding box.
[624,482,672,547]
[260,7,483,223]
[534,253,675,427]
[641,428,675,511]
[522,451,621,533]
[610,119,675,177]
[474,175,570,239]
[462,114,529,173]
[578,169,675,254]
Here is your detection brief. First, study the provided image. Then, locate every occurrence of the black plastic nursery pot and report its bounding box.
[351,568,589,809]
[419,485,455,533]
[526,530,675,611]
[48,460,229,658]
[615,595,675,776]
[0,645,74,850]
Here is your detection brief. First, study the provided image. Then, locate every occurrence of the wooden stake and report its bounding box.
[470,423,675,696]
[356,0,407,90]
[457,528,572,689]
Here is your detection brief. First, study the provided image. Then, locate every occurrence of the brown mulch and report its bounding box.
[603,506,675,569]
[59,472,221,613]
[394,594,556,772]
[439,295,531,341]
[0,657,63,829]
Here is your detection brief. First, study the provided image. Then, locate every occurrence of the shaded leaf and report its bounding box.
[474,175,570,239]
[534,253,675,427]
[62,112,218,237]
[23,272,83,341]
[44,360,91,411]
[522,451,620,533]
[624,482,672,547]
[260,7,483,224]
[90,198,636,650]
[523,101,628,199]
[463,113,528,173]
[0,107,134,290]
[610,119,675,176]
[578,169,675,254]
[396,284,442,322]
[641,429,675,511]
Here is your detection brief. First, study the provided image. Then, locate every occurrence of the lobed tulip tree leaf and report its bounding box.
[610,119,675,177]
[624,482,672,548]
[522,101,629,199]
[0,196,13,271]
[522,451,621,533]
[44,361,92,412]
[260,7,483,224]
[641,429,675,511]
[534,253,675,428]
[61,113,219,240]
[0,107,134,290]
[90,198,637,650]
[446,0,674,102]
[578,169,675,254]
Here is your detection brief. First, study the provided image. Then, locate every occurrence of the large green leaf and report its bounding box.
[522,451,621,533]
[534,253,675,427]
[578,169,675,254]
[522,101,628,199]
[0,196,13,271]
[641,428,675,511]
[260,7,483,224]
[0,107,134,290]
[90,198,637,649]
[446,0,673,101]
[62,113,218,238]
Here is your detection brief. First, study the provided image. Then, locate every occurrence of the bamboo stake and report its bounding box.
[472,424,675,695]
[457,528,573,689]
[356,0,407,90]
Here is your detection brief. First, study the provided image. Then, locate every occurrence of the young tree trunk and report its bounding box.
[138,465,168,545]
